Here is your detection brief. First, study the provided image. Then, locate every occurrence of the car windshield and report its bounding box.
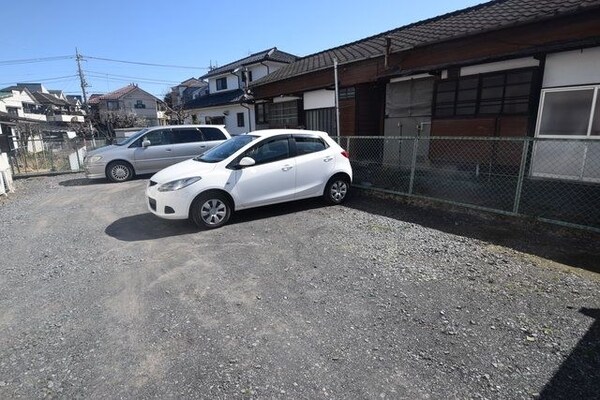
[114,128,150,146]
[194,135,257,163]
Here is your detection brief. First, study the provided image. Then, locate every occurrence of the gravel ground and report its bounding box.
[0,174,599,399]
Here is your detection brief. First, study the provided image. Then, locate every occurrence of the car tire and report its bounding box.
[190,192,232,229]
[106,161,134,182]
[324,175,350,205]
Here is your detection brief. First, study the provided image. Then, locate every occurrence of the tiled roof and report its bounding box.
[183,89,246,110]
[31,92,71,107]
[0,86,18,92]
[88,94,103,105]
[252,0,600,87]
[96,84,140,100]
[86,84,161,104]
[201,48,297,79]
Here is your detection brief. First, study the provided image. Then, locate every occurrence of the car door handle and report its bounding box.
[281,165,293,171]
[323,156,334,162]
[165,148,172,152]
[199,145,206,148]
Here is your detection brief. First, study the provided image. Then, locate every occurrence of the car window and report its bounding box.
[132,129,171,147]
[294,136,328,156]
[172,128,203,144]
[201,127,227,141]
[195,135,257,163]
[246,137,290,165]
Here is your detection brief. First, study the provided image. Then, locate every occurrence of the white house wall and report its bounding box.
[209,74,240,93]
[209,61,293,93]
[542,47,600,87]
[187,104,255,136]
[303,90,335,110]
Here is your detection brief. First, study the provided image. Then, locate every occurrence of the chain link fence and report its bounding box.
[337,136,600,232]
[7,134,599,232]
[8,137,107,177]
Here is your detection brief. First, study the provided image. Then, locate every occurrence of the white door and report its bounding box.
[293,135,335,199]
[231,137,296,208]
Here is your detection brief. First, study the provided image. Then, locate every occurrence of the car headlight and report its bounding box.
[158,177,202,192]
[87,155,103,163]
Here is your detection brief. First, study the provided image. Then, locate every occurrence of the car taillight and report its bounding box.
[341,150,349,158]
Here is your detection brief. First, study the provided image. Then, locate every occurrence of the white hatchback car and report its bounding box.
[146,129,353,229]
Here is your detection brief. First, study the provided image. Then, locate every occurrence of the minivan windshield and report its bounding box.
[194,135,257,163]
[115,128,150,146]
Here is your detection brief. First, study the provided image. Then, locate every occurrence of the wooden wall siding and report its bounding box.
[339,98,356,136]
[429,116,528,167]
[391,11,600,72]
[253,57,385,100]
[356,83,385,136]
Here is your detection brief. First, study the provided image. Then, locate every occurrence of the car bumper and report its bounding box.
[84,162,106,179]
[146,182,193,220]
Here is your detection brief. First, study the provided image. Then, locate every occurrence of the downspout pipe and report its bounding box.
[240,102,252,132]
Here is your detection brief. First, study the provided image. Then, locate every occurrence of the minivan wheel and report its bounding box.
[190,192,232,229]
[324,175,350,204]
[107,161,134,182]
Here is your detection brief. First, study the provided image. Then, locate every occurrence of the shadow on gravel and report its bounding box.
[59,178,108,186]
[105,199,325,241]
[59,174,152,187]
[105,213,197,241]
[228,198,324,226]
[539,308,600,399]
[344,192,600,273]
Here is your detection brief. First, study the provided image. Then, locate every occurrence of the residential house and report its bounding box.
[183,48,297,135]
[88,84,168,126]
[250,0,600,182]
[0,86,46,153]
[170,78,208,108]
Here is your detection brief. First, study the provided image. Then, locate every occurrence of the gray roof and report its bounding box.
[201,48,297,79]
[183,89,246,110]
[251,0,600,87]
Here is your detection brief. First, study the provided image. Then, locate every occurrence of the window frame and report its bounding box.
[433,67,537,118]
[237,112,245,127]
[216,77,227,91]
[255,103,268,124]
[241,135,292,166]
[534,85,600,139]
[292,134,329,157]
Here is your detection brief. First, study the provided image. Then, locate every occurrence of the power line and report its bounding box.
[0,55,73,66]
[82,54,208,70]
[84,70,180,84]
[86,74,178,86]
[0,74,79,86]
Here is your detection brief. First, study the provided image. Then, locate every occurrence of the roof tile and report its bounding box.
[252,0,600,87]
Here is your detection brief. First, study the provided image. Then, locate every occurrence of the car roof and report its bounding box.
[248,129,330,139]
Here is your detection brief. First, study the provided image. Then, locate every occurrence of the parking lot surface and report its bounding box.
[1,174,599,399]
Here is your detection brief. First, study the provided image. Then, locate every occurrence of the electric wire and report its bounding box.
[0,55,74,66]
[81,55,207,70]
[84,70,180,84]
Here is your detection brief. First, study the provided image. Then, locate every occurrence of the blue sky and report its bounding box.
[0,0,483,99]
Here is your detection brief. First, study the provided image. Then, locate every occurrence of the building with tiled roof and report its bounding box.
[252,0,600,88]
[183,48,297,135]
[246,0,600,213]
[88,84,168,126]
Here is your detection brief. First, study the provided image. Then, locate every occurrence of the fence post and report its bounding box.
[407,136,419,195]
[513,139,530,214]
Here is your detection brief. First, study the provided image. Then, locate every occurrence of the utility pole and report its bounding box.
[76,48,94,144]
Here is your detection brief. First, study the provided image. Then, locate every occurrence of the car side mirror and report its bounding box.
[142,139,151,148]
[238,157,256,168]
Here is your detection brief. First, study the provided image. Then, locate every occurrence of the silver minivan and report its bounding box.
[84,125,231,182]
